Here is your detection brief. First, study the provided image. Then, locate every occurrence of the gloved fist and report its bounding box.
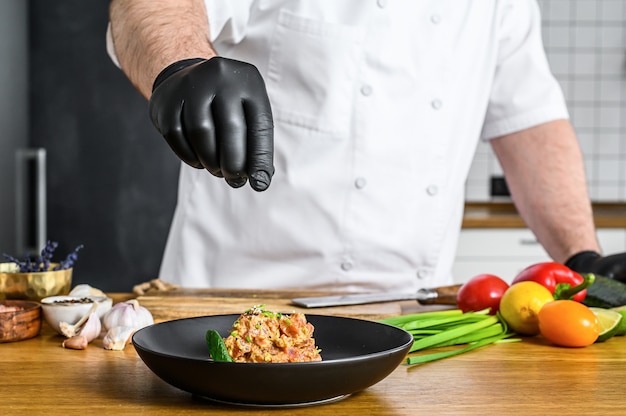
[149,57,274,191]
[565,251,626,283]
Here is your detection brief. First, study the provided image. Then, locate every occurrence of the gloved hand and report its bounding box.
[565,251,626,283]
[149,57,274,191]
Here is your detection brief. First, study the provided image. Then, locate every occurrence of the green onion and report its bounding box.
[408,315,499,352]
[406,332,514,365]
[380,309,463,326]
[380,309,520,366]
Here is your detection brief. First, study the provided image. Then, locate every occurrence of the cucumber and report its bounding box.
[582,274,626,308]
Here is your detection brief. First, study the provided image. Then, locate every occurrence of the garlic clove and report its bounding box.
[59,321,77,338]
[77,311,102,343]
[103,326,135,350]
[62,335,88,350]
[59,301,99,338]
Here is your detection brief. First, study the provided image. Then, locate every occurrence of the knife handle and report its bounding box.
[417,284,462,305]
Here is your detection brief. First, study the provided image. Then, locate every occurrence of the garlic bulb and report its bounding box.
[102,299,153,331]
[69,284,106,297]
[102,326,135,350]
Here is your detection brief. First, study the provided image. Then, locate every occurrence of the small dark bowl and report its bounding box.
[0,300,42,342]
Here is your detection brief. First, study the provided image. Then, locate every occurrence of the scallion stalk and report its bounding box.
[406,332,515,365]
[380,309,520,366]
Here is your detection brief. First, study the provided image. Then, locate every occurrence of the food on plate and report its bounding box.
[212,305,322,363]
[206,329,233,362]
[456,274,509,315]
[538,300,599,347]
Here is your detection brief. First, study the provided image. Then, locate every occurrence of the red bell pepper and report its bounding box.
[511,262,594,302]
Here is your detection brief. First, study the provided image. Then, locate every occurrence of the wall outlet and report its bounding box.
[490,176,510,198]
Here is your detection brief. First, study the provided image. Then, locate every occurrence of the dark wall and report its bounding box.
[29,1,179,291]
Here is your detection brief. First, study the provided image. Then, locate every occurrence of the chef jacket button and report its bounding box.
[360,84,373,96]
[341,261,353,271]
[426,185,439,196]
[377,0,388,8]
[355,177,367,189]
[417,270,428,280]
[431,99,443,110]
[430,14,442,24]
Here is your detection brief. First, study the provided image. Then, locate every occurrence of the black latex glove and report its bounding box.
[565,251,626,283]
[149,57,274,191]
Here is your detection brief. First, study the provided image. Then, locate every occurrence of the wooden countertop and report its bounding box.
[2,290,626,415]
[463,202,626,228]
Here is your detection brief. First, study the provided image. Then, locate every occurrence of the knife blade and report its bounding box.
[291,284,462,308]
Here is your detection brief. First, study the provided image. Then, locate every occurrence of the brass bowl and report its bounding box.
[0,263,73,301]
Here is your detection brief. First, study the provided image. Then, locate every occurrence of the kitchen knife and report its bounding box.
[291,284,462,308]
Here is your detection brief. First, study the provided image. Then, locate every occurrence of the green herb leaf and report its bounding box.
[205,329,233,362]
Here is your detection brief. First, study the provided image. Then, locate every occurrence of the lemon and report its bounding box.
[589,307,623,342]
[499,281,554,335]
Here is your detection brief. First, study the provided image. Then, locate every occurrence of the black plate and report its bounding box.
[132,314,412,407]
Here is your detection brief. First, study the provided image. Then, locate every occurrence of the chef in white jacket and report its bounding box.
[107,0,626,292]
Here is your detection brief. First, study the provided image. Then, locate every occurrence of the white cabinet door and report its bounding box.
[452,229,626,285]
[597,229,626,255]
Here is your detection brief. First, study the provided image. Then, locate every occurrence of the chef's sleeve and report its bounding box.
[480,0,569,140]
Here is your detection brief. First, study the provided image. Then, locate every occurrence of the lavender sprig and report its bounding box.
[25,255,33,272]
[53,244,84,270]
[2,241,83,272]
[2,253,29,272]
[37,240,59,271]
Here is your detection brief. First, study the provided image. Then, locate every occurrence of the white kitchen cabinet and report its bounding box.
[452,229,626,284]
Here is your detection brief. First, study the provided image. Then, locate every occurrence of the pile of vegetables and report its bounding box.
[383,262,626,366]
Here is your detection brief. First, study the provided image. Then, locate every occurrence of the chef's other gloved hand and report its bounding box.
[565,251,626,283]
[149,57,274,191]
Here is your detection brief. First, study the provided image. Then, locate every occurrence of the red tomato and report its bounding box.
[456,274,510,315]
[538,300,599,347]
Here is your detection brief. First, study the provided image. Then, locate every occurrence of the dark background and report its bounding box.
[29,1,179,291]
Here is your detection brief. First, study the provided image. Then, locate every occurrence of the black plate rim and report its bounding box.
[132,313,413,366]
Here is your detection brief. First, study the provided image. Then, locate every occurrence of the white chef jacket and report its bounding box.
[108,0,568,293]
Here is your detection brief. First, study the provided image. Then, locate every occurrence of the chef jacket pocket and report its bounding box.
[266,9,364,136]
